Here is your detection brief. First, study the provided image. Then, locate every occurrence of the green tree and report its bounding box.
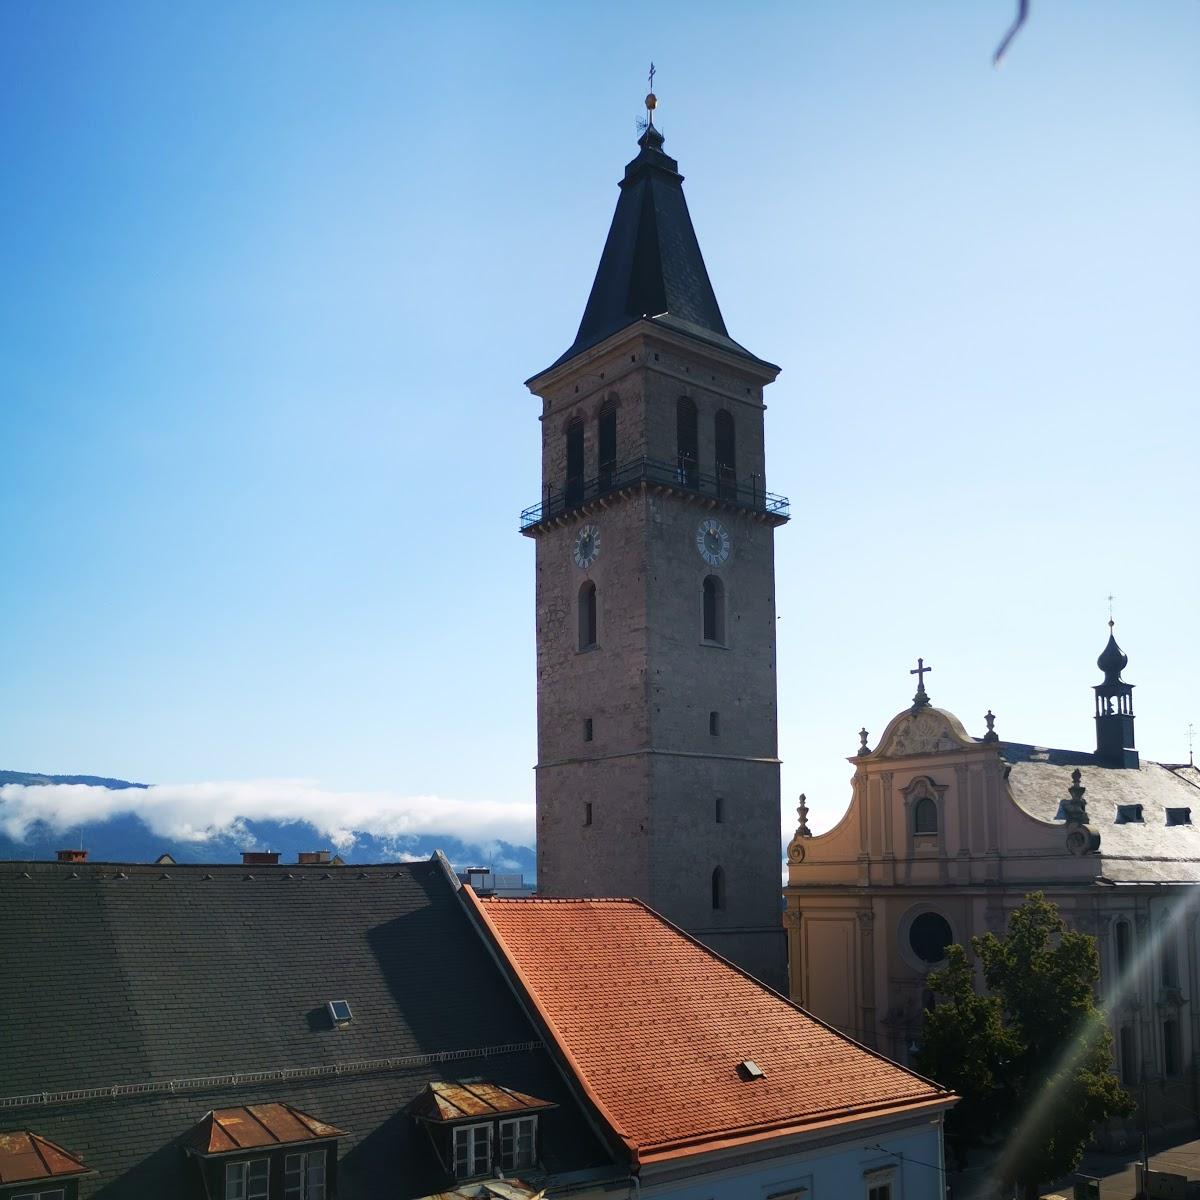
[916,892,1134,1199]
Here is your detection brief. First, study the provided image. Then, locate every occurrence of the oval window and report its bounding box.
[909,912,953,965]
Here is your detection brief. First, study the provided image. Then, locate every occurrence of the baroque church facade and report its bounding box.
[520,105,788,988]
[784,632,1200,1142]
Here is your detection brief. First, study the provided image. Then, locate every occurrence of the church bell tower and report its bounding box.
[520,91,789,988]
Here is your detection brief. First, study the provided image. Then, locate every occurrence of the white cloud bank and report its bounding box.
[0,779,534,854]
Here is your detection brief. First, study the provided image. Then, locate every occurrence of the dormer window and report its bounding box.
[284,1149,326,1200]
[186,1103,343,1200]
[453,1123,493,1178]
[1115,804,1144,824]
[408,1080,555,1185]
[225,1158,269,1200]
[499,1116,537,1170]
[1167,807,1191,826]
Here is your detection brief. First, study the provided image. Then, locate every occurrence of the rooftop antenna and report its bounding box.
[1189,723,1195,768]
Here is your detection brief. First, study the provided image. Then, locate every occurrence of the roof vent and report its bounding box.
[1166,808,1192,827]
[241,851,280,866]
[737,1059,765,1081]
[327,1000,353,1028]
[56,849,87,863]
[1115,804,1144,824]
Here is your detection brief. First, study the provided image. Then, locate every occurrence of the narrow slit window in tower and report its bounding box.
[565,418,584,507]
[702,576,725,644]
[578,581,597,650]
[598,403,617,492]
[715,409,736,500]
[709,711,720,736]
[676,397,698,487]
[583,802,593,827]
[711,865,725,911]
[583,718,593,742]
[715,797,724,824]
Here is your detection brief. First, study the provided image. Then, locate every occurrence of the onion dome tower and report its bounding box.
[1094,621,1138,768]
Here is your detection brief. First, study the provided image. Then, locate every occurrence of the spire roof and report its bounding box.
[1097,623,1129,683]
[544,103,772,374]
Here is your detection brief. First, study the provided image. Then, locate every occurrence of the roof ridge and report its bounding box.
[460,885,639,1161]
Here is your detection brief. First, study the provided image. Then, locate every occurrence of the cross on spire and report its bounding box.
[910,657,932,710]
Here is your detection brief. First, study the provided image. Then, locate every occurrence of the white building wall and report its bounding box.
[640,1118,946,1200]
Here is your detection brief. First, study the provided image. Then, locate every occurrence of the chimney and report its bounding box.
[297,850,331,865]
[56,848,87,864]
[241,851,281,866]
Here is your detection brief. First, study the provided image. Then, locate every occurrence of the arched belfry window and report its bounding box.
[702,576,725,644]
[711,866,726,911]
[676,397,698,487]
[598,402,617,493]
[913,796,938,835]
[578,581,597,651]
[715,409,736,500]
[565,418,584,507]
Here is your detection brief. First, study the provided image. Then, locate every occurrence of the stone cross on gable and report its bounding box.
[910,657,932,710]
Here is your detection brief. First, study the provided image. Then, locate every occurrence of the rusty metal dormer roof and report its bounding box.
[187,1103,345,1156]
[409,1080,556,1125]
[0,1130,92,1184]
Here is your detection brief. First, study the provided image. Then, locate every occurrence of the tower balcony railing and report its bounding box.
[520,455,790,530]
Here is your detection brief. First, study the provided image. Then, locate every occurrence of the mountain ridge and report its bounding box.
[0,769,535,875]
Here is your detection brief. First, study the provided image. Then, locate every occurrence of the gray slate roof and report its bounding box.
[0,857,608,1198]
[1003,743,1200,883]
[538,125,773,376]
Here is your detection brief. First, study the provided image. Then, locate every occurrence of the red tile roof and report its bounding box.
[470,894,954,1163]
[188,1103,345,1155]
[0,1130,91,1184]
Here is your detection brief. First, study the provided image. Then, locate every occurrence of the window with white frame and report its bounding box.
[864,1164,896,1200]
[499,1115,537,1170]
[453,1122,493,1178]
[12,1191,66,1200]
[284,1148,327,1200]
[225,1158,269,1200]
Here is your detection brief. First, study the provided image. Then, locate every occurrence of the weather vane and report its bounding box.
[637,61,658,135]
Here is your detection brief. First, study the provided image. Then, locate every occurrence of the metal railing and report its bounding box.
[520,455,790,529]
[0,1040,544,1111]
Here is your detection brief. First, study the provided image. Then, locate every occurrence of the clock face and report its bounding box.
[573,524,600,569]
[696,518,731,567]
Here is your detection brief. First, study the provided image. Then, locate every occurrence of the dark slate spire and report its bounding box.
[1094,620,1138,768]
[545,91,770,373]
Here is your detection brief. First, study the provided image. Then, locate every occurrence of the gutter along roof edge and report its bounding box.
[456,884,641,1165]
[636,1095,959,1164]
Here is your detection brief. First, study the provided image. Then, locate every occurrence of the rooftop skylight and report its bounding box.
[327,1000,353,1027]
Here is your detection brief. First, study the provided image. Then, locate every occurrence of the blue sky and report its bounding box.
[1,1,1197,846]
